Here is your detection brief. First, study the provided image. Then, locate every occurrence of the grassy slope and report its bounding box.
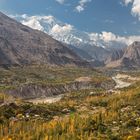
[0,65,110,89]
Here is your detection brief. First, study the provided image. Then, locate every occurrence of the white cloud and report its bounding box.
[76,5,85,12]
[56,0,65,4]
[75,0,92,13]
[89,31,140,48]
[123,0,140,20]
[51,24,73,34]
[123,0,133,6]
[22,16,44,31]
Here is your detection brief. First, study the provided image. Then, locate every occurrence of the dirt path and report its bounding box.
[112,76,131,89]
[112,73,139,89]
[27,94,64,104]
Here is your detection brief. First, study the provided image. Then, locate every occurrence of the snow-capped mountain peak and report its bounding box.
[13,14,135,49]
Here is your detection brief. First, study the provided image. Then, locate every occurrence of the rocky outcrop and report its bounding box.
[105,49,124,64]
[106,41,140,69]
[6,80,115,99]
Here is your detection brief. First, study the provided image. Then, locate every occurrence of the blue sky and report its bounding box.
[0,0,140,36]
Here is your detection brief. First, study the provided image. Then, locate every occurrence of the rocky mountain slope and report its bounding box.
[105,48,125,64]
[69,44,110,63]
[106,41,140,69]
[0,12,89,67]
[14,15,128,63]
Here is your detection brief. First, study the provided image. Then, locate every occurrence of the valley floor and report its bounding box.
[26,73,137,104]
[0,66,140,140]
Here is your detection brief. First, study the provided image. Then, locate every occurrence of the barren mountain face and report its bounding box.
[106,41,140,69]
[0,12,88,67]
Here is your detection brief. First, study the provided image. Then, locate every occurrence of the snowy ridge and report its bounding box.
[12,14,139,49]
